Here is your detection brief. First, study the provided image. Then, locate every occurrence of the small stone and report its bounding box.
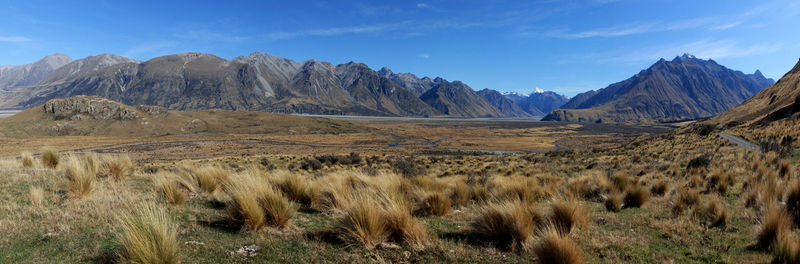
[184,241,205,246]
[377,242,401,250]
[236,244,261,257]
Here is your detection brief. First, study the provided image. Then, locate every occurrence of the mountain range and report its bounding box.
[0,52,569,118]
[543,54,774,123]
[0,52,774,122]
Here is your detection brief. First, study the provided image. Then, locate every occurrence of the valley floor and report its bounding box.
[0,117,783,263]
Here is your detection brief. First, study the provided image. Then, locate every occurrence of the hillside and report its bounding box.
[543,54,774,123]
[0,96,369,138]
[420,81,504,118]
[713,59,800,126]
[476,89,533,118]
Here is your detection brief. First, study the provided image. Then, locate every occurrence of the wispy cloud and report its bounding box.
[419,53,431,59]
[265,23,407,40]
[0,36,32,43]
[416,3,430,9]
[539,17,717,39]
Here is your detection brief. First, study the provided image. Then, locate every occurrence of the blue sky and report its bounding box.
[0,0,798,97]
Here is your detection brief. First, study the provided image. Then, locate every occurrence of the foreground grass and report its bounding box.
[0,129,781,263]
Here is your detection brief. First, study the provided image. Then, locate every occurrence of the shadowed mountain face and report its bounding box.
[0,54,72,90]
[7,52,504,117]
[543,54,774,123]
[713,59,800,126]
[518,91,569,115]
[477,89,533,117]
[420,81,503,118]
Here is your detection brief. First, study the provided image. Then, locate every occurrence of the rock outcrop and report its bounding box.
[43,96,139,121]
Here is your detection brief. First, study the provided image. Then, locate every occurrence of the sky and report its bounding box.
[0,0,798,97]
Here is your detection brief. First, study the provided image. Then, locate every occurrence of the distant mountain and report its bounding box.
[41,54,138,84]
[477,89,532,117]
[0,54,71,90]
[518,91,569,115]
[377,67,436,96]
[543,54,774,123]
[713,59,800,126]
[500,90,568,116]
[6,52,504,117]
[420,81,503,118]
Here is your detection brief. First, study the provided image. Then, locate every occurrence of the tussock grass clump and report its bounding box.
[116,203,180,264]
[623,184,649,208]
[471,199,536,251]
[604,189,622,212]
[784,180,800,226]
[29,187,44,207]
[692,195,727,227]
[549,199,588,234]
[339,193,389,249]
[757,205,792,250]
[779,160,792,179]
[417,192,452,216]
[774,232,800,264]
[154,174,188,206]
[532,225,585,264]
[192,166,229,194]
[64,157,96,198]
[672,188,700,216]
[569,174,609,202]
[41,148,60,169]
[650,181,668,197]
[274,171,318,207]
[382,195,430,250]
[101,155,135,181]
[20,152,34,168]
[225,172,296,230]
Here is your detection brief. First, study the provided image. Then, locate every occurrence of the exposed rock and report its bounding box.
[137,105,168,118]
[43,96,138,121]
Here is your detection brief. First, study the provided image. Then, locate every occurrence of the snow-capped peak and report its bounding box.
[533,88,545,94]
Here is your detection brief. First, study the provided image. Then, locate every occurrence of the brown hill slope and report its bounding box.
[543,54,774,123]
[712,59,800,126]
[0,96,369,138]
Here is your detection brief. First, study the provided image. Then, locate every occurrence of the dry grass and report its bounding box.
[64,157,96,198]
[549,198,588,234]
[154,174,188,206]
[784,180,800,226]
[417,192,452,216]
[40,147,59,169]
[101,155,135,181]
[693,195,727,227]
[192,165,230,194]
[224,172,296,230]
[650,181,668,197]
[623,184,650,208]
[382,194,430,250]
[273,171,318,207]
[757,205,792,250]
[29,187,44,207]
[471,199,536,251]
[532,224,585,264]
[20,152,33,168]
[339,193,389,249]
[774,232,800,263]
[116,203,181,264]
[604,189,622,212]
